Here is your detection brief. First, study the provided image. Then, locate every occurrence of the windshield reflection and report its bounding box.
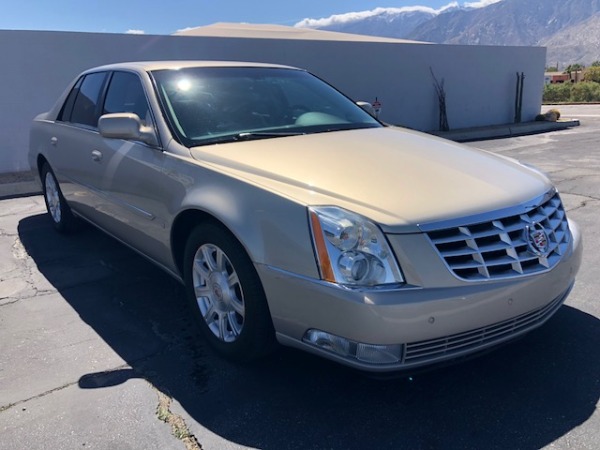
[151,67,381,147]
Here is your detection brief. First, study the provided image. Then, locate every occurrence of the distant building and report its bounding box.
[544,71,585,84]
[545,73,571,84]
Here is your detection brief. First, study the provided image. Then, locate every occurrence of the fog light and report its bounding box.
[303,329,403,365]
[304,329,351,358]
[356,343,402,364]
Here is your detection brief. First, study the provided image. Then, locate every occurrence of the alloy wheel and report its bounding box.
[44,172,62,224]
[192,243,245,343]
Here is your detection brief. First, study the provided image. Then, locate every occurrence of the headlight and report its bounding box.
[308,206,404,287]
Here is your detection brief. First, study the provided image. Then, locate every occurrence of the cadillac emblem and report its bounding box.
[526,223,550,256]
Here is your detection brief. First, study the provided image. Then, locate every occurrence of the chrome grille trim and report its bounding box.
[426,192,570,281]
[403,290,567,364]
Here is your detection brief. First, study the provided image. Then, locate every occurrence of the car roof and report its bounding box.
[85,60,301,73]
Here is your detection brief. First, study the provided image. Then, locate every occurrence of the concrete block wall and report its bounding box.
[0,30,546,173]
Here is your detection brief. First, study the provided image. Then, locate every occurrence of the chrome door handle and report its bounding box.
[50,137,58,146]
[91,150,103,162]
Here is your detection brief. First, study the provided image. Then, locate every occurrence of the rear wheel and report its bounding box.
[183,222,276,361]
[41,164,78,233]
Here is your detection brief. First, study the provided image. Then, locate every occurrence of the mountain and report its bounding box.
[408,0,600,46]
[295,7,439,40]
[296,0,600,67]
[542,14,600,66]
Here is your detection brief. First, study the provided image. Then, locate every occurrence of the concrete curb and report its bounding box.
[0,171,40,200]
[0,119,582,200]
[432,119,580,142]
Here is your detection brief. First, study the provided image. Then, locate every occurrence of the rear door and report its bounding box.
[47,71,110,221]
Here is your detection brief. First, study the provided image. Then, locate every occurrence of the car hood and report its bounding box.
[190,127,551,231]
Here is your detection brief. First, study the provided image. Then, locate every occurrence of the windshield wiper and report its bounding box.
[190,131,304,146]
[234,131,305,141]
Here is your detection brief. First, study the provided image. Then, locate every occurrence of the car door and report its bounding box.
[48,71,110,221]
[91,70,174,266]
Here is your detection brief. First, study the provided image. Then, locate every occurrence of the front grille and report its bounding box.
[403,290,566,364]
[427,192,570,281]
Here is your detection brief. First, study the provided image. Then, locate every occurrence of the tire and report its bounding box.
[41,163,79,233]
[183,222,276,362]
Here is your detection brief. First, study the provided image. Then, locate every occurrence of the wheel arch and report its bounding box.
[171,208,250,278]
[37,154,50,179]
[169,180,320,282]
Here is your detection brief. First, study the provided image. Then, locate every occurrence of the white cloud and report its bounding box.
[126,29,145,34]
[295,1,500,28]
[296,7,436,28]
[464,0,503,8]
[440,2,461,13]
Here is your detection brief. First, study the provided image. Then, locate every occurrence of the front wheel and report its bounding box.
[183,223,276,361]
[41,164,78,233]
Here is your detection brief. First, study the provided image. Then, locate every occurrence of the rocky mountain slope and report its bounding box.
[297,0,600,66]
[541,14,600,66]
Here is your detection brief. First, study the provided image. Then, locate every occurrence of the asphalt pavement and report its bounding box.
[0,105,598,449]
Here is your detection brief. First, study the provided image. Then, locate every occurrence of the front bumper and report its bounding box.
[257,220,582,372]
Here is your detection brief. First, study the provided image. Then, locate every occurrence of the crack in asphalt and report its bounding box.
[565,198,600,213]
[0,381,79,413]
[0,265,55,304]
[556,173,600,186]
[1,218,204,449]
[0,233,61,304]
[155,388,202,450]
[561,191,600,203]
[0,202,44,218]
[0,298,20,306]
[11,237,28,260]
[568,193,600,202]
[0,362,143,414]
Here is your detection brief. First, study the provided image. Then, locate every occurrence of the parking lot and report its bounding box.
[1,105,599,450]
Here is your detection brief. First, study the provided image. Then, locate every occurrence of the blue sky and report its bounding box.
[0,1,495,34]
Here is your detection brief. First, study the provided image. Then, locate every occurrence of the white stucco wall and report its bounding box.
[0,30,546,173]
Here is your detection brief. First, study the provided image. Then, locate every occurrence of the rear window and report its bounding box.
[66,72,108,127]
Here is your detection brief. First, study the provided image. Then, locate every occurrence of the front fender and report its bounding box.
[166,154,319,280]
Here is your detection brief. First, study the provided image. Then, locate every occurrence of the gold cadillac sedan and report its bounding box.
[29,61,582,372]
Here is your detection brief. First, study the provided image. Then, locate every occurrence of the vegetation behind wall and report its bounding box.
[544,82,600,103]
[544,63,600,103]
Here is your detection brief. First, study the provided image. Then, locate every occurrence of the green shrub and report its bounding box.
[543,83,572,103]
[571,82,600,102]
[584,67,600,82]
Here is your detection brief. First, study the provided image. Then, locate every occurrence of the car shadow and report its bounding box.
[18,213,600,449]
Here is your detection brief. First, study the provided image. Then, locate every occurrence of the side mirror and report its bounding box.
[98,113,158,147]
[356,101,376,118]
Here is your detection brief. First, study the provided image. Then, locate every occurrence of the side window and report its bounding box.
[69,72,108,127]
[103,71,150,124]
[58,77,83,122]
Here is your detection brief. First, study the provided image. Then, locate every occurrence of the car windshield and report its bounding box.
[150,66,382,147]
